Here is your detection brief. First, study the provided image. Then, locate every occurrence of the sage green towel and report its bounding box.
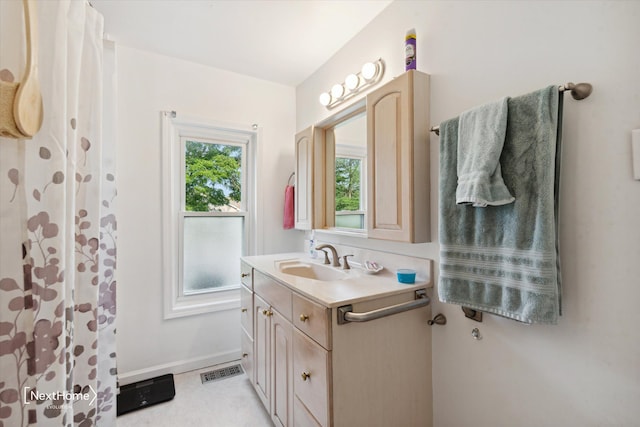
[457,97,515,207]
[438,85,563,324]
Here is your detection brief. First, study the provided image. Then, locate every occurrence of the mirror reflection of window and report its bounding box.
[332,114,366,230]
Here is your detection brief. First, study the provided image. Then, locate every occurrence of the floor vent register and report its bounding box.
[200,364,244,384]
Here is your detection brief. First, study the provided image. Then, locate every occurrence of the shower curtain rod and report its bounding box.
[429,82,592,135]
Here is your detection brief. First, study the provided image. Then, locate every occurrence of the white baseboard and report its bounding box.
[117,349,240,386]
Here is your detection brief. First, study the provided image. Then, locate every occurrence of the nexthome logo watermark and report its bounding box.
[23,386,97,409]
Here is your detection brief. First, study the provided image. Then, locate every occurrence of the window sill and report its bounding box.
[314,228,368,239]
[164,286,241,319]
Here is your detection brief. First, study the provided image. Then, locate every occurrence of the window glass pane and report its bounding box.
[335,157,364,229]
[183,216,243,295]
[184,140,243,212]
[335,213,364,229]
[335,157,361,211]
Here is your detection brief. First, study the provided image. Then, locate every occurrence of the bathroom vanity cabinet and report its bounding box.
[240,256,433,427]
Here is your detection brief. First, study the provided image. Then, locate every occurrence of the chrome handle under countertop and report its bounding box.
[337,289,429,325]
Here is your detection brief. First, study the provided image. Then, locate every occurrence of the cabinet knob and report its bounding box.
[241,308,247,313]
[262,309,273,317]
[241,273,250,278]
[299,314,309,322]
[242,353,249,358]
[301,372,311,381]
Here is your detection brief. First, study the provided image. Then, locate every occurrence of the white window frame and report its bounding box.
[161,112,257,319]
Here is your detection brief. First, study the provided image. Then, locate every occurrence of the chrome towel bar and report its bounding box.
[337,289,429,324]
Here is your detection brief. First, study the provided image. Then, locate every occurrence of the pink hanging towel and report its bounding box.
[283,173,295,229]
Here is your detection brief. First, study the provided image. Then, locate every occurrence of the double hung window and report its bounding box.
[162,113,255,318]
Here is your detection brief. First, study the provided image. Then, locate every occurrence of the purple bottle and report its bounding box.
[405,28,416,71]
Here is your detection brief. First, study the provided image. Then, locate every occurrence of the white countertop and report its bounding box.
[241,252,433,308]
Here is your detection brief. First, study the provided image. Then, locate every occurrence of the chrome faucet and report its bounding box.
[315,244,340,267]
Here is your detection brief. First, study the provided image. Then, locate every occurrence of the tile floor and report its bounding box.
[116,363,272,427]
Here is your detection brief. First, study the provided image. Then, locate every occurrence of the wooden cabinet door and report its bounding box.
[254,294,271,409]
[271,309,293,427]
[366,70,430,243]
[295,127,314,230]
[367,73,411,241]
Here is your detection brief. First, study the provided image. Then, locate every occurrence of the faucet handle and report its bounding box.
[342,254,354,270]
[318,249,330,265]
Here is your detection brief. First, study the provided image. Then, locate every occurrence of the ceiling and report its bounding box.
[92,0,392,87]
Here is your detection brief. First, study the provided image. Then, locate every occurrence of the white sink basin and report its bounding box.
[277,260,347,281]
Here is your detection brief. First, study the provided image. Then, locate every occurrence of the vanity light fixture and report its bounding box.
[344,73,359,91]
[331,83,345,99]
[319,58,385,109]
[361,62,378,80]
[319,92,331,106]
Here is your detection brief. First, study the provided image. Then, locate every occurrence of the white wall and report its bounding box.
[115,46,300,381]
[296,1,640,425]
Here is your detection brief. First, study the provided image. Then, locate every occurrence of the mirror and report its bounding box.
[319,100,367,234]
[332,114,366,230]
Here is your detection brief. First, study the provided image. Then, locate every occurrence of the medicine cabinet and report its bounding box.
[295,70,430,243]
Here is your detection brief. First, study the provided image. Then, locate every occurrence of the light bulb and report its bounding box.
[345,74,359,91]
[331,84,345,99]
[319,92,331,106]
[361,62,378,80]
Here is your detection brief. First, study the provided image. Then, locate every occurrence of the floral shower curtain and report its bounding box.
[0,1,117,425]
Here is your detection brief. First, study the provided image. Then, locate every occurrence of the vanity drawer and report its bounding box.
[254,270,292,321]
[293,294,330,350]
[240,284,253,337]
[293,329,330,427]
[241,328,254,383]
[241,261,253,289]
[294,396,323,427]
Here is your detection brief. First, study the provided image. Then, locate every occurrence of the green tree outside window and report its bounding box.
[185,141,242,212]
[335,157,361,211]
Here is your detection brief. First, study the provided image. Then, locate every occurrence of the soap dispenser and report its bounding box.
[308,230,317,259]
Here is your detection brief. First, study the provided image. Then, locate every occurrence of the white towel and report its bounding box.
[456,97,515,207]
